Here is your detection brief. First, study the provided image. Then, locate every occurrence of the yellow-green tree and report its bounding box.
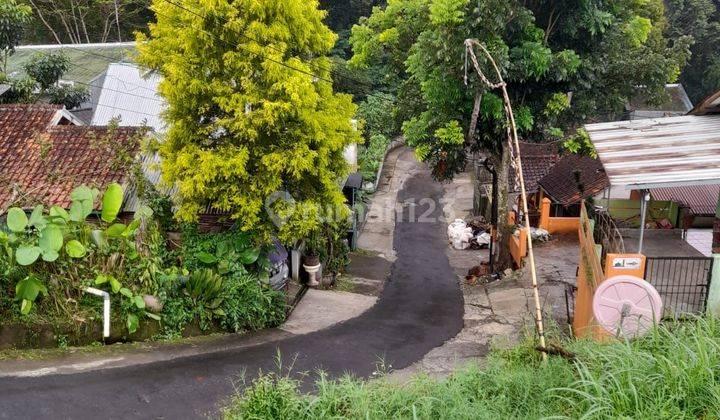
[137,0,360,242]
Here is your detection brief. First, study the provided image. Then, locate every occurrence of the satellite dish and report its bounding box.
[592,275,663,338]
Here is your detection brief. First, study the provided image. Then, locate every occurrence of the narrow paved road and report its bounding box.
[0,164,463,419]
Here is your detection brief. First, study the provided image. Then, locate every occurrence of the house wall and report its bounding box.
[539,198,581,234]
[605,199,679,227]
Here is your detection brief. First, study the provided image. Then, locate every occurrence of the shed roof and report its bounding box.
[649,185,720,216]
[91,63,165,131]
[627,84,694,118]
[585,115,720,189]
[690,89,720,116]
[538,154,609,206]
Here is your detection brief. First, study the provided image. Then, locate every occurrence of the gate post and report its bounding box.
[706,255,720,316]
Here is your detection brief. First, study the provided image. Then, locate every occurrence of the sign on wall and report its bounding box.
[612,257,642,270]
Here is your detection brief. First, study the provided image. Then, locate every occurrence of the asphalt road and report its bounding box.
[0,169,464,419]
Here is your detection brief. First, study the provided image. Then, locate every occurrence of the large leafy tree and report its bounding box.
[665,0,720,102]
[0,0,31,73]
[137,0,360,243]
[351,0,689,265]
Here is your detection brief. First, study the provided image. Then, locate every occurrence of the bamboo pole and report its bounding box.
[464,39,547,360]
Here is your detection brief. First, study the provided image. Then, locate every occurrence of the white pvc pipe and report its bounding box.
[85,287,110,338]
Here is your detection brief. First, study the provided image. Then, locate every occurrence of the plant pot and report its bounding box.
[303,254,320,267]
[302,262,322,287]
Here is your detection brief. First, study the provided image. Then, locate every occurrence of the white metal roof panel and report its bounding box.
[585,115,720,189]
[91,63,165,131]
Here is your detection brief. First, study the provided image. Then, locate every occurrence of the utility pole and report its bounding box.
[464,39,548,360]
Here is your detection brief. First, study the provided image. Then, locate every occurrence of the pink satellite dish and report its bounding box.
[592,275,663,338]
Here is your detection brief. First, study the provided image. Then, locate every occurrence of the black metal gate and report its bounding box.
[644,256,713,317]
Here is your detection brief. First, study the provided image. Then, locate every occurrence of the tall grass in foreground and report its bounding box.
[224,318,720,419]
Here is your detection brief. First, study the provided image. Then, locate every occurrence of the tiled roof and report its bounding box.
[0,105,141,210]
[538,154,609,206]
[510,142,561,193]
[650,185,720,216]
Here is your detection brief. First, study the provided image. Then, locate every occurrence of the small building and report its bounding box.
[0,104,143,215]
[6,42,137,124]
[537,154,609,217]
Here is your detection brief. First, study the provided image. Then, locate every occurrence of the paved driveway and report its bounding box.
[0,159,464,419]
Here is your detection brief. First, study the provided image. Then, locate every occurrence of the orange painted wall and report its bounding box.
[604,254,646,279]
[539,198,581,234]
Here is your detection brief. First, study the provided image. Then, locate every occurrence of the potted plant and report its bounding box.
[302,232,322,287]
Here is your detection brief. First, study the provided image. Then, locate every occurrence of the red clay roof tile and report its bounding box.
[0,105,141,210]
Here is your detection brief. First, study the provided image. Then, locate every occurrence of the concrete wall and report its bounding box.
[539,198,581,234]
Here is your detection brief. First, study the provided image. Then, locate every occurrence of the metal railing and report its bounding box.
[592,206,626,267]
[644,256,713,317]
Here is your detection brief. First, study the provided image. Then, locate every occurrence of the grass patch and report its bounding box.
[330,275,359,293]
[223,318,720,419]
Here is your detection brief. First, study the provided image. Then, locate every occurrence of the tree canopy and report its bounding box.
[137,0,360,243]
[0,0,31,72]
[665,0,720,103]
[350,0,691,181]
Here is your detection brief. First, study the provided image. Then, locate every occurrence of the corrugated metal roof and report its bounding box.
[585,115,720,189]
[91,63,165,131]
[650,185,720,216]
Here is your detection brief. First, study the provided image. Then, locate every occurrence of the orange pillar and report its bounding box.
[539,198,551,230]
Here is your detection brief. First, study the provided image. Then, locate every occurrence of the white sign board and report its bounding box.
[611,257,642,270]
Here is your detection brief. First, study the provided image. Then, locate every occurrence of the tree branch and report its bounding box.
[27,0,63,44]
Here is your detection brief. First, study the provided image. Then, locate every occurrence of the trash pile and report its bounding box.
[530,227,551,242]
[448,216,552,251]
[447,216,492,250]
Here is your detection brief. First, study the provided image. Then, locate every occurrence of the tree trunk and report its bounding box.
[492,143,514,270]
[114,0,123,42]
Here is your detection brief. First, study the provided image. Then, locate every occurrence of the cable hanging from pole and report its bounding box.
[463,38,548,361]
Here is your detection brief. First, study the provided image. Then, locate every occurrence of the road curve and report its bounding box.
[0,164,463,419]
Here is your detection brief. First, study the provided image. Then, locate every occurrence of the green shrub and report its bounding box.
[220,273,286,333]
[224,318,720,419]
[359,133,390,182]
[356,93,398,140]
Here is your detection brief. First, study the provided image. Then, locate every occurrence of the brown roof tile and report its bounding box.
[539,154,609,206]
[510,142,561,193]
[0,105,141,210]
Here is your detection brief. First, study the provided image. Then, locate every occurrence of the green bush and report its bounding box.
[224,318,720,419]
[0,185,287,343]
[356,93,398,140]
[220,273,286,333]
[359,134,391,182]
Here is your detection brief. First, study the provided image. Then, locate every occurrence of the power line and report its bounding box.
[28,3,393,105]
[157,0,381,94]
[154,0,392,104]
